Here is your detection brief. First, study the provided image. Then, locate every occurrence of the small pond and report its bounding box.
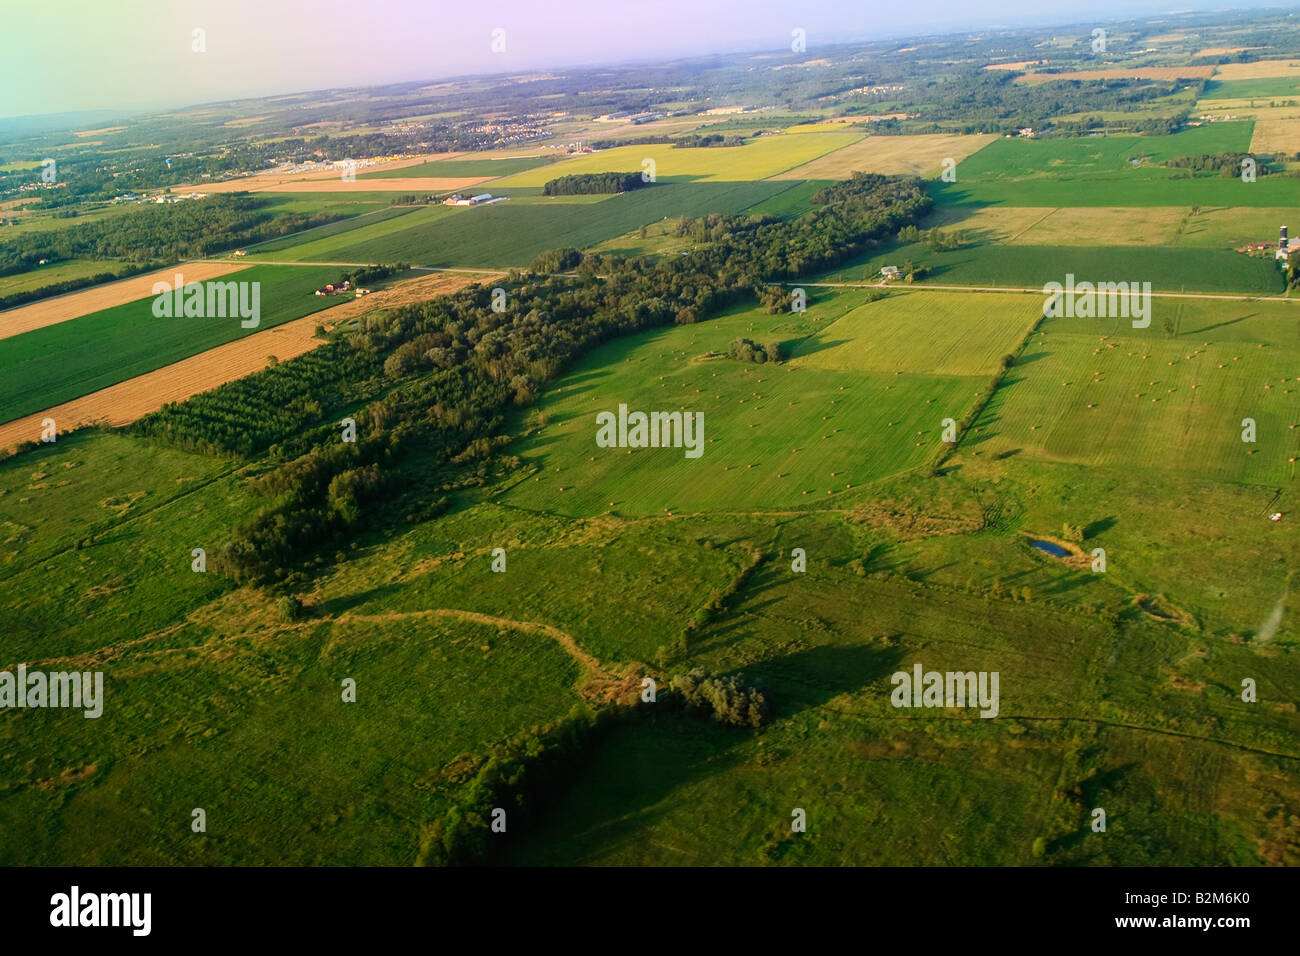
[1030,540,1069,558]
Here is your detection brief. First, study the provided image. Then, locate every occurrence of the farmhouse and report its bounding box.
[442,192,497,206]
[313,279,352,297]
[881,265,901,280]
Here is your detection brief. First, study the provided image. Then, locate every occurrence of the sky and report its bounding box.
[4,0,1290,120]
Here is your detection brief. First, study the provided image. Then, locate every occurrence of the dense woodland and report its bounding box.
[0,196,341,275]
[541,172,647,196]
[129,172,931,585]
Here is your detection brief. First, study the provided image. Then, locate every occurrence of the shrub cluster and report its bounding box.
[667,669,771,728]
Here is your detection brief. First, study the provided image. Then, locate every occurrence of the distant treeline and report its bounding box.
[0,195,342,276]
[541,172,646,195]
[673,133,746,148]
[1168,152,1276,177]
[130,172,930,586]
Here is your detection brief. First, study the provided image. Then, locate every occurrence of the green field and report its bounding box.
[500,556,1288,865]
[489,133,861,187]
[6,32,1300,871]
[954,124,1254,181]
[249,204,463,261]
[502,290,1038,517]
[928,123,1300,207]
[817,243,1285,294]
[245,205,424,255]
[969,297,1300,482]
[0,259,134,297]
[318,181,798,268]
[0,264,343,422]
[1203,77,1300,99]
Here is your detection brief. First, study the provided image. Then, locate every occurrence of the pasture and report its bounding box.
[0,611,586,865]
[499,549,1294,865]
[501,290,1031,517]
[966,297,1300,483]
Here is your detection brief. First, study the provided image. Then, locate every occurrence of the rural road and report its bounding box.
[792,280,1300,304]
[199,259,1298,303]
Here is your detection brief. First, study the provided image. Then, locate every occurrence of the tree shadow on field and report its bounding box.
[493,642,904,865]
[1084,516,1117,538]
[783,336,850,359]
[1012,349,1050,366]
[315,580,406,618]
[732,642,907,720]
[1046,762,1138,856]
[1182,313,1253,336]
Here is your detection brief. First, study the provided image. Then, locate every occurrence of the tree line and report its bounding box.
[542,172,646,195]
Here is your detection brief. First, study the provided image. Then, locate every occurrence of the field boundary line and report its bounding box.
[1005,206,1061,243]
[787,280,1297,303]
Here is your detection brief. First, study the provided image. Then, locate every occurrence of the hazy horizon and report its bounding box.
[9,0,1293,122]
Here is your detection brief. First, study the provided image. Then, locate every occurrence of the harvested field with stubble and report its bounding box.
[171,153,463,193]
[0,270,499,451]
[771,133,996,179]
[1250,119,1300,155]
[0,262,251,340]
[1214,59,1300,80]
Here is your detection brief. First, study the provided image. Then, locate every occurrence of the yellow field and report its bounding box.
[1215,60,1300,80]
[487,132,862,187]
[1003,206,1189,246]
[771,133,996,179]
[0,262,252,340]
[1250,118,1300,153]
[1195,47,1262,58]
